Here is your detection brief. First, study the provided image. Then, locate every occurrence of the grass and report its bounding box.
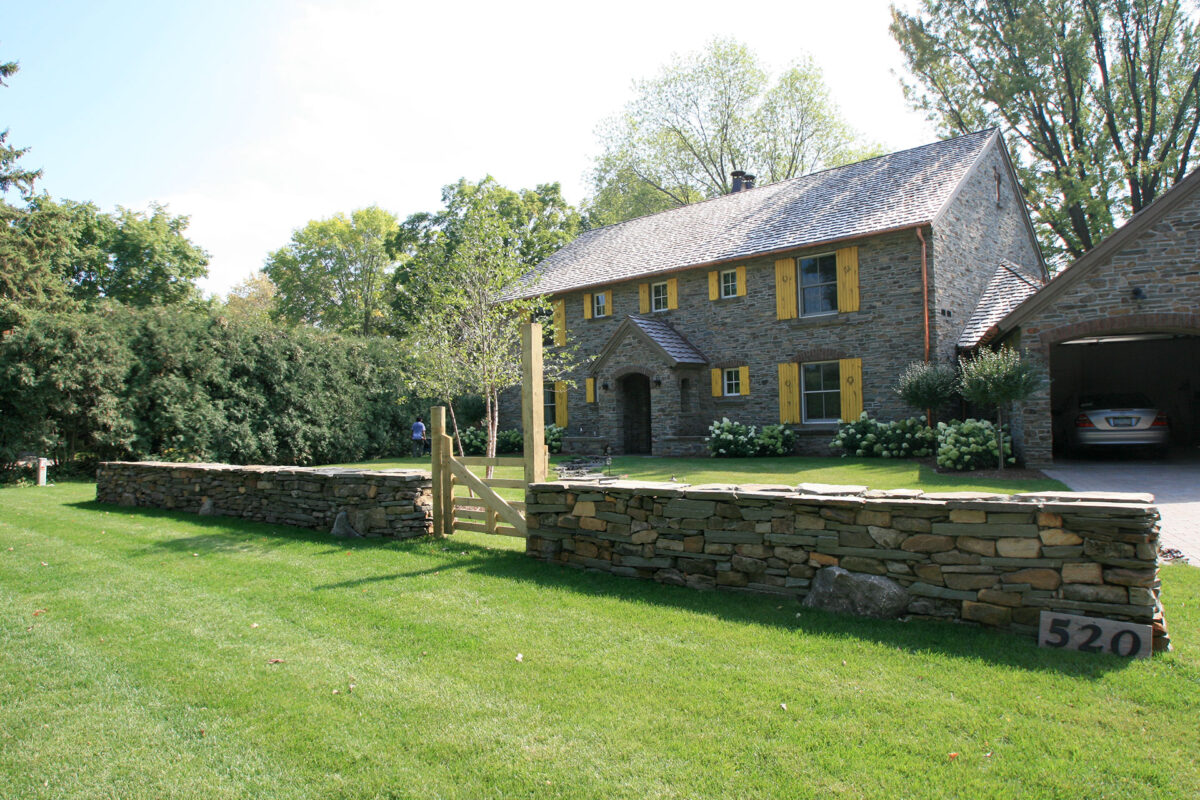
[334,454,1070,503]
[2,481,1198,799]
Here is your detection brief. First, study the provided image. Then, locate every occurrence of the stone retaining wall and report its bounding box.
[97,462,432,538]
[526,480,1169,651]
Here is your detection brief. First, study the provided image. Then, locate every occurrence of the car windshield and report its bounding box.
[1079,393,1154,410]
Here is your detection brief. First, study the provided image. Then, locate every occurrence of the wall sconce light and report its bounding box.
[653,378,663,387]
[601,382,609,391]
[1131,286,1146,300]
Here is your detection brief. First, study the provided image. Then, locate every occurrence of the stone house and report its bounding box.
[993,165,1200,467]
[506,129,1047,456]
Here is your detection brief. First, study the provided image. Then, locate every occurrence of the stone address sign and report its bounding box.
[1038,611,1152,659]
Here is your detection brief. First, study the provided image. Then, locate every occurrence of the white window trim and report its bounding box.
[801,361,840,423]
[722,367,741,397]
[719,269,738,299]
[592,293,608,318]
[798,252,838,318]
[650,281,669,312]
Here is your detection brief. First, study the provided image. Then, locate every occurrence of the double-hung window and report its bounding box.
[651,281,669,312]
[801,361,840,422]
[544,381,557,421]
[720,269,738,299]
[723,368,742,397]
[592,292,607,318]
[798,254,837,316]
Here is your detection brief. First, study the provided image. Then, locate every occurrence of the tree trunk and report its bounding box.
[995,406,1005,471]
[448,399,464,458]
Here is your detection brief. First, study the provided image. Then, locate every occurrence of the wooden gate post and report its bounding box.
[431,406,450,537]
[521,322,548,484]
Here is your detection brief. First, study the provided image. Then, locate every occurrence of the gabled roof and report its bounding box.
[998,165,1200,332]
[590,314,708,374]
[958,261,1044,349]
[511,129,1001,299]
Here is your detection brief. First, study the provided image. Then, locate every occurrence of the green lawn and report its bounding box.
[337,454,1070,498]
[2,482,1197,799]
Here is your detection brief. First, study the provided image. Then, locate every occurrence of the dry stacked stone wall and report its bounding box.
[526,480,1169,651]
[97,462,432,538]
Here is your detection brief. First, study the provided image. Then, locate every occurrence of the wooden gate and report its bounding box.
[430,322,548,538]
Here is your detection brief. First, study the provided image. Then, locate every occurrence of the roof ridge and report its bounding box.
[580,128,1001,236]
[997,259,1043,289]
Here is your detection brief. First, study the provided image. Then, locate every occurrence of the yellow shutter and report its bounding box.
[639,283,650,313]
[585,377,595,403]
[736,266,747,296]
[554,380,568,427]
[836,246,860,313]
[775,258,797,320]
[739,366,750,396]
[604,290,613,315]
[711,368,722,397]
[708,271,719,301]
[839,358,863,421]
[778,362,800,424]
[553,299,566,345]
[583,293,592,320]
[667,278,678,309]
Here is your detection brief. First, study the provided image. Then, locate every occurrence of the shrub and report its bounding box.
[894,361,957,424]
[829,413,935,458]
[755,424,797,456]
[544,424,565,454]
[496,428,524,454]
[936,418,1014,470]
[705,418,759,457]
[458,426,488,456]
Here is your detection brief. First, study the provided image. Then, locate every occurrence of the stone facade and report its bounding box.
[1004,176,1200,467]
[526,479,1169,651]
[96,462,433,538]
[503,137,1044,458]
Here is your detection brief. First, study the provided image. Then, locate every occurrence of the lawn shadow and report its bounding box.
[67,500,434,557]
[444,538,1138,679]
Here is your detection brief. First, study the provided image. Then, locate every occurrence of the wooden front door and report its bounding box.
[621,374,652,454]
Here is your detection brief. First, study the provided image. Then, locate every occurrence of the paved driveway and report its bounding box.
[1045,455,1200,564]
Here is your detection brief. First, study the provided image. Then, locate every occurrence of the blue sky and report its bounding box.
[4,0,936,295]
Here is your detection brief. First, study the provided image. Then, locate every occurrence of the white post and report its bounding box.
[36,458,48,486]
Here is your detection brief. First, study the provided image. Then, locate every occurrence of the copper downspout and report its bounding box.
[916,227,930,362]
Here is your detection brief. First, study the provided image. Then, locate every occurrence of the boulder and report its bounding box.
[802,566,909,619]
[330,510,362,538]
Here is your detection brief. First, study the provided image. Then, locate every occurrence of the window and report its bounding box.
[680,378,692,413]
[802,361,840,422]
[723,368,741,397]
[651,281,669,312]
[798,254,837,316]
[592,292,608,318]
[544,381,557,422]
[720,269,738,298]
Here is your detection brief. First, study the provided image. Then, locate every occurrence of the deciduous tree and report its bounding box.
[585,38,868,226]
[891,0,1200,264]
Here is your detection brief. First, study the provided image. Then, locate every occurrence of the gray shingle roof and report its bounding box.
[958,261,1043,348]
[628,314,707,364]
[512,129,998,298]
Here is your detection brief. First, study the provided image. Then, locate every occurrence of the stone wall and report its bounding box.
[526,479,1168,651]
[97,462,433,538]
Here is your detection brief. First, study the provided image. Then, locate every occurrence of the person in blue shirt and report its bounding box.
[411,417,426,458]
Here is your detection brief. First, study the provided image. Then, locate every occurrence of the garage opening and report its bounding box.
[1049,333,1200,455]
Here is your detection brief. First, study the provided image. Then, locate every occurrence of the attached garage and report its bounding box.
[997,167,1200,468]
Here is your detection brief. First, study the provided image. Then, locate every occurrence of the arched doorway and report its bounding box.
[620,373,652,454]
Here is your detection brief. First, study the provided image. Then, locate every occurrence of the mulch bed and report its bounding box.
[916,457,1052,483]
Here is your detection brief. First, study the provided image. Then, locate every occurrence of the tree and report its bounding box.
[386,177,579,335]
[223,271,277,320]
[265,206,398,336]
[585,38,867,226]
[891,0,1200,265]
[0,58,40,195]
[894,361,958,425]
[957,346,1041,470]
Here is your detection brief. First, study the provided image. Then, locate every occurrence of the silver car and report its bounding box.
[1072,393,1170,452]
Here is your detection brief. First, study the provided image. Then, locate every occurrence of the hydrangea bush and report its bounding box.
[935,418,1014,470]
[457,425,563,456]
[755,424,797,456]
[829,412,935,458]
[705,418,759,457]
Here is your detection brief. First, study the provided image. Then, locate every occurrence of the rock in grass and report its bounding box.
[330,511,362,538]
[802,566,909,619]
